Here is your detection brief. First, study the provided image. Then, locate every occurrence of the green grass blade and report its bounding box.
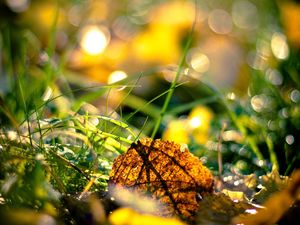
[151,5,197,138]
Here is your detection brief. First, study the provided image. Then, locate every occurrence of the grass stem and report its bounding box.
[150,17,197,138]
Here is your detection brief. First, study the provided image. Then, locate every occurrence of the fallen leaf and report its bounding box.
[196,192,256,225]
[109,138,214,220]
[232,170,300,225]
[253,167,289,204]
[109,207,187,225]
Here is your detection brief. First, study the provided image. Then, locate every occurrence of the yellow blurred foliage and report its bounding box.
[105,41,130,67]
[132,26,180,64]
[149,1,195,28]
[88,1,108,21]
[189,106,213,130]
[163,106,214,145]
[67,0,198,82]
[21,2,66,34]
[222,189,246,202]
[109,208,187,225]
[162,119,189,144]
[109,138,214,219]
[233,170,300,225]
[43,202,57,217]
[132,0,195,64]
[281,2,300,48]
[190,131,209,145]
[188,105,214,145]
[2,209,55,225]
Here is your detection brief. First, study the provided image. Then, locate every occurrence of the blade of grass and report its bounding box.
[34,107,44,148]
[151,2,198,138]
[96,115,136,138]
[123,94,162,119]
[16,36,34,147]
[72,84,139,112]
[125,82,187,122]
[49,147,90,181]
[135,116,149,141]
[109,73,142,117]
[263,130,279,169]
[285,153,300,175]
[17,79,33,147]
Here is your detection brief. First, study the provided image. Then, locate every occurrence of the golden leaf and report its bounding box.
[233,170,300,225]
[109,207,187,225]
[196,193,256,225]
[109,138,214,220]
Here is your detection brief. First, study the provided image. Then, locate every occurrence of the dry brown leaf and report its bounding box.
[232,170,300,225]
[109,138,214,220]
[109,207,187,225]
[252,167,289,204]
[196,192,256,225]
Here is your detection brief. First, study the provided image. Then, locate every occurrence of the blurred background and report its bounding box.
[1,0,300,176]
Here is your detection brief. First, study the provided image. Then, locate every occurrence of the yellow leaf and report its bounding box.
[132,26,180,64]
[163,119,189,144]
[233,170,300,225]
[109,208,187,225]
[188,106,214,144]
[109,138,214,220]
[222,189,247,202]
[281,2,300,48]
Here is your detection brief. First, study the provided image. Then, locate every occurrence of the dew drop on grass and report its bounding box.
[290,89,300,103]
[285,135,294,145]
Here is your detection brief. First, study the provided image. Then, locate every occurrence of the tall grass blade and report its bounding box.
[151,2,198,138]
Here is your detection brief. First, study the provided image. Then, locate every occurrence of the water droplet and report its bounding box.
[6,0,29,13]
[267,120,277,130]
[265,69,283,86]
[227,92,236,100]
[251,95,265,112]
[236,160,247,170]
[279,108,289,118]
[234,180,240,186]
[257,39,272,57]
[108,70,128,90]
[247,51,268,70]
[112,16,137,40]
[245,208,258,215]
[42,87,53,102]
[200,156,208,164]
[38,214,56,225]
[232,0,258,30]
[188,51,210,73]
[223,176,233,182]
[255,159,265,167]
[208,9,232,34]
[39,51,50,65]
[271,32,289,60]
[290,89,300,103]
[189,117,202,129]
[285,135,294,145]
[68,5,82,26]
[180,144,188,152]
[79,25,110,55]
[89,117,99,126]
